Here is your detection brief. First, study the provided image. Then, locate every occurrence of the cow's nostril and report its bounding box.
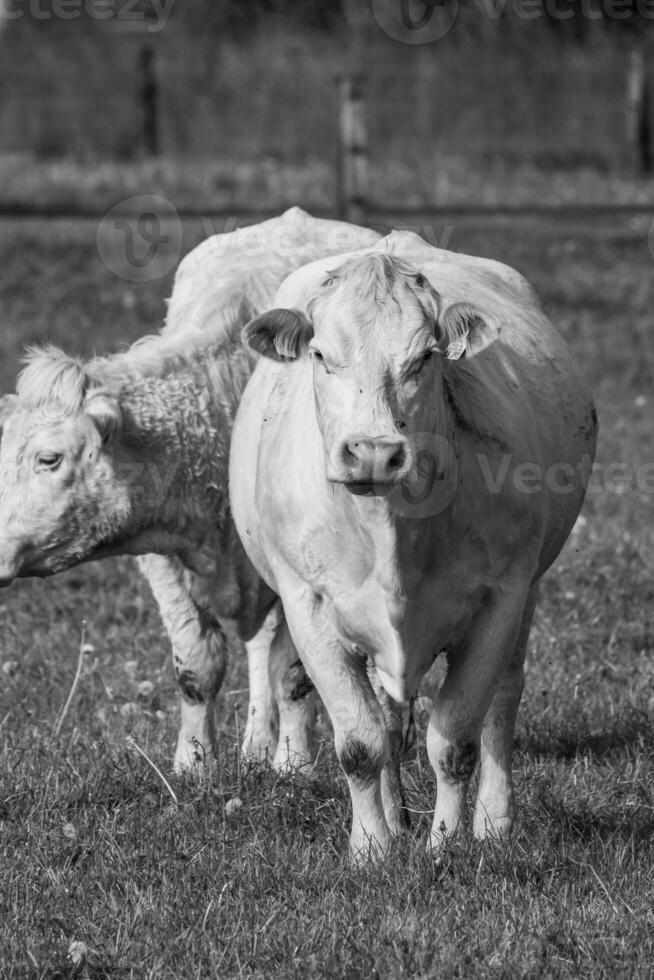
[336,437,407,484]
[343,441,360,465]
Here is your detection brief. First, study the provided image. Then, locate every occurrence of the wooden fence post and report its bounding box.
[139,44,159,157]
[626,44,652,176]
[336,75,368,222]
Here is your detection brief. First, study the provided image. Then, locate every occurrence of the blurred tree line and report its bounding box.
[1,0,652,180]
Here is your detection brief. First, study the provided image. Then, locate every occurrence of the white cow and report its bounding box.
[0,208,380,772]
[230,231,597,860]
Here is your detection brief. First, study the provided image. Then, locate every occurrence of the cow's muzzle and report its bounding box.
[328,435,411,492]
[0,537,25,587]
[0,558,18,588]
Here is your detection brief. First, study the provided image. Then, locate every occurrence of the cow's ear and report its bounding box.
[242,308,314,361]
[436,302,487,360]
[0,394,17,439]
[84,393,122,445]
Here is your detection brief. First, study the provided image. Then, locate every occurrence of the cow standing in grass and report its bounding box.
[0,208,380,772]
[230,232,598,860]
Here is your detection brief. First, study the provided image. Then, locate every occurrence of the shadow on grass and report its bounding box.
[531,790,654,845]
[517,708,653,762]
[48,963,131,980]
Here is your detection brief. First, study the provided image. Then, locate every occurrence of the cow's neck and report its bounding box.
[93,351,249,570]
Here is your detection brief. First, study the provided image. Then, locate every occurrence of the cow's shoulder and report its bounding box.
[278,207,381,255]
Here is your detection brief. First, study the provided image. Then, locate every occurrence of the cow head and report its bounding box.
[243,253,485,495]
[0,394,18,440]
[0,348,128,585]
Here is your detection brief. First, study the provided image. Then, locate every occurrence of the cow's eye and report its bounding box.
[415,350,435,372]
[311,350,332,374]
[36,452,63,471]
[405,349,436,381]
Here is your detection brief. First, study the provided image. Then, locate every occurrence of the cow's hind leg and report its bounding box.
[241,607,279,762]
[137,555,227,773]
[270,617,316,772]
[426,578,530,848]
[472,583,538,839]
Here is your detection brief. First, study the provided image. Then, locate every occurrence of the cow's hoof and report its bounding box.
[173,738,212,775]
[349,831,392,866]
[241,728,276,765]
[472,812,513,840]
[271,740,314,774]
[384,805,411,837]
[427,819,461,854]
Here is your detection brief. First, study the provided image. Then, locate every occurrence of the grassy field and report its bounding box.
[4,154,654,215]
[0,211,653,978]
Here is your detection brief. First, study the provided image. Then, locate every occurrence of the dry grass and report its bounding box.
[0,212,653,978]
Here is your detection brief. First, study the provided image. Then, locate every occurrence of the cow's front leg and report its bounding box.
[473,583,538,839]
[270,617,316,772]
[367,660,409,836]
[137,555,227,773]
[282,588,392,862]
[426,580,530,848]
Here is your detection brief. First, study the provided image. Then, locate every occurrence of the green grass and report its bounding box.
[0,213,653,978]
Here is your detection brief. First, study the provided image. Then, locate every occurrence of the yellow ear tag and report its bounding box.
[446,338,467,360]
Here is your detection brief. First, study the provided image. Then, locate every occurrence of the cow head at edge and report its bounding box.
[0,394,18,442]
[0,351,129,586]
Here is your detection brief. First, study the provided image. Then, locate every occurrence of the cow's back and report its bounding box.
[164,208,381,341]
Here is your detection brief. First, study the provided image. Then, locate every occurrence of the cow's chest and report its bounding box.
[281,511,493,672]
